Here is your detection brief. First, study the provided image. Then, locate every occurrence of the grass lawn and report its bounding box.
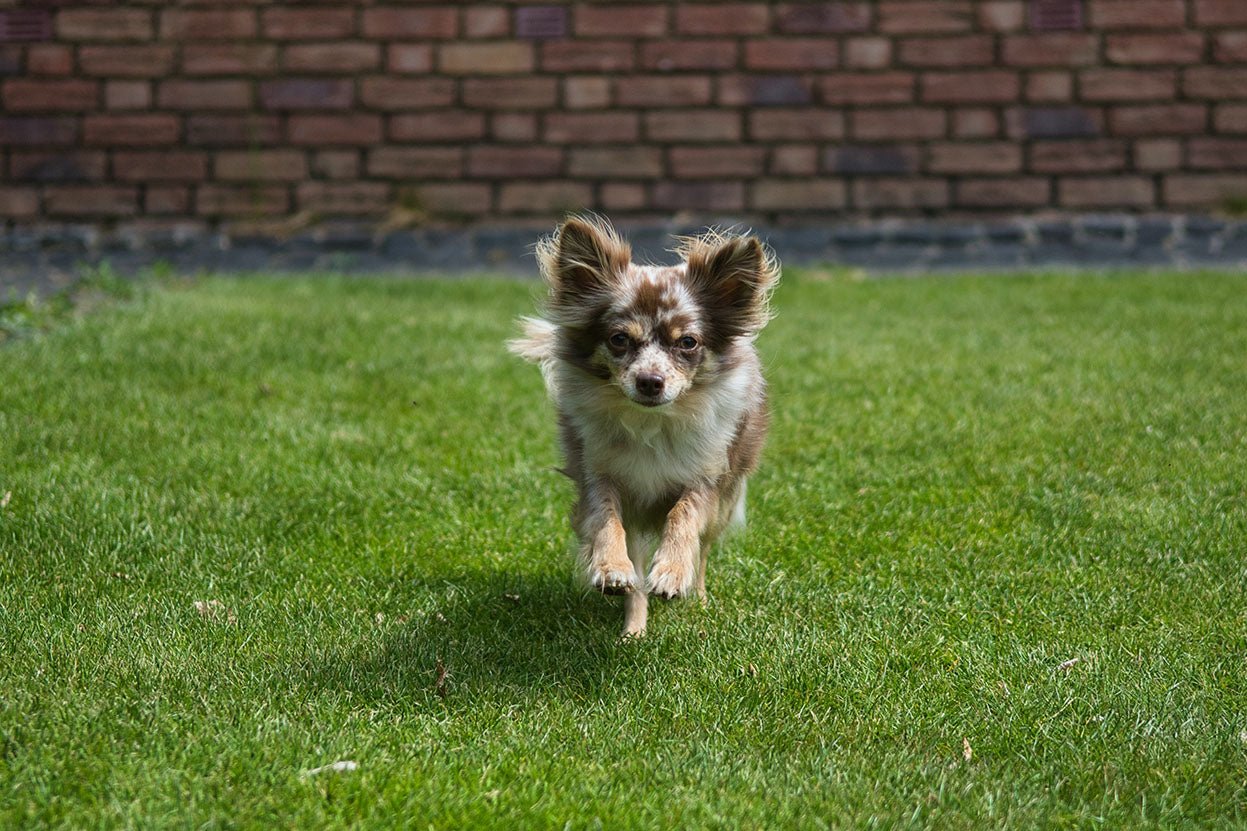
[2,269,1246,828]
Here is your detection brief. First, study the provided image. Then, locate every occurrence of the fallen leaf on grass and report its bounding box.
[434,659,448,698]
[302,760,358,778]
[0,491,10,509]
[1057,657,1081,672]
[194,599,237,625]
[962,737,973,762]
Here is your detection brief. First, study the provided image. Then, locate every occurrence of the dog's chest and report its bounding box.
[585,414,729,501]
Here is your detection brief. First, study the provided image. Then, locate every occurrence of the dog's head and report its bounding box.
[536,216,779,409]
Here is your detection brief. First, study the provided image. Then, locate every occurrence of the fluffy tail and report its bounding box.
[506,316,558,363]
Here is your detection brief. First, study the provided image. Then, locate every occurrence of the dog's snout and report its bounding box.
[636,372,665,398]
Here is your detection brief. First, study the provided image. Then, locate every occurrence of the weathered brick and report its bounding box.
[1004,34,1100,67]
[196,185,289,217]
[1214,104,1247,133]
[1109,104,1207,135]
[0,187,39,218]
[923,71,1020,103]
[1188,138,1247,169]
[617,76,712,107]
[313,151,359,180]
[957,178,1050,207]
[361,8,458,39]
[3,80,97,112]
[298,182,389,215]
[160,9,256,40]
[771,145,819,175]
[753,180,846,210]
[928,142,1021,173]
[646,110,740,141]
[1194,0,1247,26]
[748,109,845,140]
[977,1,1025,31]
[84,114,178,146]
[468,146,563,177]
[1081,69,1176,101]
[1105,33,1204,64]
[576,5,668,37]
[462,78,558,109]
[776,3,871,33]
[568,147,664,178]
[261,79,354,111]
[262,9,356,40]
[440,43,533,74]
[9,151,106,183]
[46,185,138,217]
[408,184,491,216]
[1027,71,1074,102]
[821,72,914,105]
[879,1,973,33]
[216,150,308,182]
[284,43,380,73]
[1134,138,1181,170]
[545,112,639,144]
[390,112,485,142]
[105,81,151,111]
[465,7,510,38]
[601,183,646,210]
[953,108,1000,138]
[1214,32,1247,63]
[26,46,73,77]
[853,178,949,210]
[1163,174,1247,206]
[58,9,152,42]
[1185,67,1247,98]
[1090,0,1186,29]
[899,36,994,67]
[186,115,281,147]
[670,147,765,178]
[114,151,207,182]
[288,115,382,146]
[145,187,189,215]
[1059,176,1154,207]
[79,46,174,77]
[1030,139,1127,172]
[564,77,612,109]
[1011,107,1102,139]
[183,44,278,75]
[0,117,77,146]
[830,145,919,174]
[851,108,946,139]
[157,81,251,111]
[491,113,537,141]
[745,39,839,70]
[845,37,893,68]
[641,41,739,71]
[719,75,813,106]
[499,182,592,215]
[542,42,634,72]
[388,45,434,74]
[368,147,463,179]
[652,181,745,211]
[360,78,455,110]
[676,4,768,35]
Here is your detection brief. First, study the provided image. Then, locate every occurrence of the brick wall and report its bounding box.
[1,0,1246,230]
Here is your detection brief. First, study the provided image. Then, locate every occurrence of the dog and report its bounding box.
[509,216,779,637]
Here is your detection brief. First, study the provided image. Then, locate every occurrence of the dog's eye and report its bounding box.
[608,332,630,349]
[677,335,699,350]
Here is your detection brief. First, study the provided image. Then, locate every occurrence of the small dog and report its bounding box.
[509,216,779,637]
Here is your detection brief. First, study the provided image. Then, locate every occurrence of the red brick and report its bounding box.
[899,36,993,67]
[1163,174,1247,206]
[499,182,592,215]
[544,112,638,144]
[26,46,73,77]
[771,145,819,175]
[368,148,463,179]
[160,9,256,40]
[1059,176,1154,207]
[670,147,765,178]
[0,187,39,218]
[216,150,308,182]
[542,42,634,72]
[1004,34,1100,67]
[652,181,745,211]
[490,114,536,143]
[646,110,740,142]
[58,9,152,42]
[1030,139,1127,172]
[288,115,382,145]
[852,108,946,140]
[879,1,973,33]
[1080,69,1176,101]
[45,186,138,217]
[468,146,563,177]
[462,78,559,110]
[617,76,712,107]
[745,39,839,70]
[1105,33,1205,64]
[564,77,612,109]
[10,151,106,183]
[748,109,845,140]
[1134,139,1181,170]
[186,115,281,147]
[1188,138,1247,169]
[313,151,359,180]
[362,8,457,39]
[145,188,189,215]
[1027,71,1074,102]
[440,43,533,74]
[77,46,171,78]
[719,75,813,106]
[641,41,739,71]
[676,4,768,34]
[359,78,454,110]
[196,185,288,217]
[601,183,646,210]
[465,7,510,38]
[845,37,892,68]
[928,142,1021,173]
[576,5,667,36]
[923,72,1019,104]
[3,80,97,112]
[752,179,846,211]
[1214,104,1247,132]
[114,151,207,183]
[776,3,871,33]
[157,81,251,110]
[298,182,389,215]
[1214,32,1247,62]
[389,112,485,142]
[105,81,150,111]
[284,43,380,73]
[1090,0,1186,29]
[1194,0,1247,25]
[953,108,1000,137]
[1109,104,1206,135]
[977,1,1025,31]
[262,9,355,40]
[853,178,949,210]
[183,44,278,76]
[388,45,434,74]
[567,147,664,178]
[1184,67,1247,98]
[957,178,1049,207]
[83,114,178,146]
[261,79,354,110]
[0,117,77,146]
[408,184,492,216]
[821,72,914,105]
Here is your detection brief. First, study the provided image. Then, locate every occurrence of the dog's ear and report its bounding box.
[684,234,779,343]
[540,216,631,306]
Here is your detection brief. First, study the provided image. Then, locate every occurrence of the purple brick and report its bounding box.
[831,145,918,174]
[259,79,353,111]
[1024,107,1099,138]
[0,116,77,146]
[515,6,567,39]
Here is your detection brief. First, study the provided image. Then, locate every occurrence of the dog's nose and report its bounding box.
[636,372,665,398]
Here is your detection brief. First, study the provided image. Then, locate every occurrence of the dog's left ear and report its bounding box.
[685,234,779,341]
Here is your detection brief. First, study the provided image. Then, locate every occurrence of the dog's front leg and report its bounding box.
[648,487,715,600]
[576,477,636,595]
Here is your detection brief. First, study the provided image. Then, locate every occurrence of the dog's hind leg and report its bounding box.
[622,531,653,638]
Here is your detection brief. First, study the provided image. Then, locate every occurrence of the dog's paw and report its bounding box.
[647,561,694,600]
[590,565,637,596]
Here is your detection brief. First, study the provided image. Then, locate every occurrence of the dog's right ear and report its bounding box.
[539,216,631,305]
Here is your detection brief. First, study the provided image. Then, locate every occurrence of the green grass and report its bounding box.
[2,270,1246,829]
